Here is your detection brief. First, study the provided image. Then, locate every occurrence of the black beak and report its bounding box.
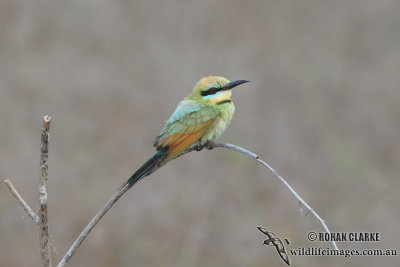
[223,80,249,90]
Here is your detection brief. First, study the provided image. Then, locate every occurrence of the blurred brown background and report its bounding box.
[1,0,399,266]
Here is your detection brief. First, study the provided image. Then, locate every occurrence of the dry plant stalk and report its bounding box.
[4,179,39,224]
[3,116,52,267]
[58,141,338,266]
[39,115,52,267]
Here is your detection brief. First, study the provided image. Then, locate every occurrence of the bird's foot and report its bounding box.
[204,140,216,150]
[193,143,203,151]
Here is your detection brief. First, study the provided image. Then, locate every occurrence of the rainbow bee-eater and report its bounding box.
[123,76,248,188]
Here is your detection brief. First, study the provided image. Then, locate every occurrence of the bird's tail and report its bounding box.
[120,150,167,190]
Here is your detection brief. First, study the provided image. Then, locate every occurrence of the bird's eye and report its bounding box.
[201,87,219,96]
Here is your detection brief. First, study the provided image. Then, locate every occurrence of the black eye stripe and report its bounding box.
[201,87,219,96]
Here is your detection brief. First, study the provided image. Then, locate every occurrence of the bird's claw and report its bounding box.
[193,144,203,151]
[205,140,215,150]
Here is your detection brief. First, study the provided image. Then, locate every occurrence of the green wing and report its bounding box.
[154,100,219,148]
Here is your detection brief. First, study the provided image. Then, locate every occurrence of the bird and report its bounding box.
[122,76,248,189]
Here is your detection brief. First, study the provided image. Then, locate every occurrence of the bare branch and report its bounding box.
[57,184,130,267]
[4,179,40,224]
[188,141,339,250]
[39,115,52,267]
[57,140,337,266]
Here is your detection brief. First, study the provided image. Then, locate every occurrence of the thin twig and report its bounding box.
[57,184,130,267]
[39,115,52,267]
[198,141,339,250]
[57,140,337,266]
[4,179,40,224]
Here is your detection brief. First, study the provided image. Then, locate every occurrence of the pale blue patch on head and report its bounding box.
[202,90,224,100]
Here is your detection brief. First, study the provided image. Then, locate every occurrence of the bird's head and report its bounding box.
[186,76,248,104]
